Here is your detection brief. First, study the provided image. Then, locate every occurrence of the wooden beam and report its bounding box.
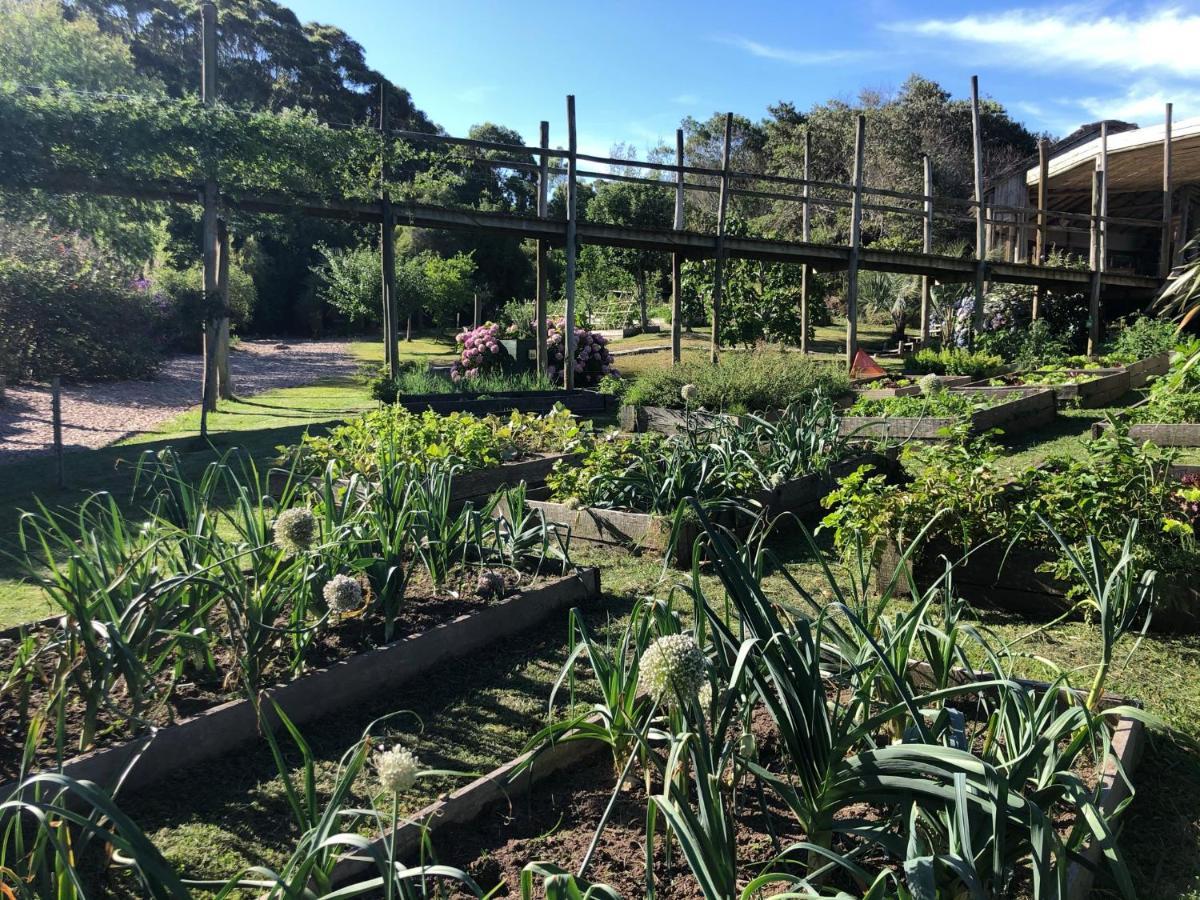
[564,95,578,389]
[1033,137,1049,320]
[711,112,733,365]
[1088,168,1104,356]
[1161,102,1174,277]
[199,1,219,428]
[381,191,398,376]
[920,154,932,342]
[671,127,684,365]
[800,128,812,353]
[216,217,232,399]
[536,120,550,376]
[1099,122,1109,272]
[846,114,865,368]
[970,75,986,336]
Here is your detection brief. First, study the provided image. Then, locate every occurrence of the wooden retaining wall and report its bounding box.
[839,388,1056,441]
[1,570,601,799]
[391,389,616,417]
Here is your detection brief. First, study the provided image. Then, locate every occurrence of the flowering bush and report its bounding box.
[545,318,618,386]
[451,322,513,381]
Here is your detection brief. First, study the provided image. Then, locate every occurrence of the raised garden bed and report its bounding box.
[0,568,601,797]
[1091,397,1200,447]
[267,452,580,507]
[618,404,745,435]
[956,368,1132,409]
[850,375,973,399]
[1120,351,1171,389]
[331,676,1143,900]
[875,536,1198,632]
[839,388,1056,441]
[520,453,889,566]
[389,389,616,417]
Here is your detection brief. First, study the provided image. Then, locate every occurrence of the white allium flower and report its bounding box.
[563,496,582,510]
[323,574,362,613]
[698,680,713,709]
[639,634,709,705]
[918,373,945,396]
[273,507,316,554]
[374,745,420,794]
[680,383,700,403]
[768,471,786,488]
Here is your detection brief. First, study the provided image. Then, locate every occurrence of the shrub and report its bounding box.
[624,349,849,412]
[151,260,257,351]
[904,347,1005,379]
[0,222,164,381]
[1103,316,1179,363]
[451,322,515,381]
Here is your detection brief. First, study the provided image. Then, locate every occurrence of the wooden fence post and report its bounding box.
[710,112,733,365]
[199,1,219,434]
[1099,122,1109,271]
[800,129,812,354]
[216,217,232,399]
[381,191,398,376]
[846,115,865,369]
[1033,138,1049,320]
[1161,103,1174,277]
[1088,168,1104,356]
[970,75,986,338]
[536,120,550,376]
[671,128,684,365]
[564,95,578,390]
[51,375,64,488]
[920,154,932,342]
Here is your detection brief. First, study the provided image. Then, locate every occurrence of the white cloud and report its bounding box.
[716,35,864,66]
[1074,81,1198,123]
[891,7,1200,77]
[672,93,699,105]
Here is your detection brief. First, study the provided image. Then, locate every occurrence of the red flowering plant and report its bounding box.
[546,318,618,387]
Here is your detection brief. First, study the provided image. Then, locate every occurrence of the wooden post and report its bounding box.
[216,217,232,399]
[379,81,398,376]
[920,153,932,342]
[1088,168,1104,356]
[199,1,219,432]
[970,75,986,337]
[671,128,684,365]
[564,94,578,389]
[536,120,549,376]
[846,114,865,368]
[51,376,64,488]
[1161,103,1174,277]
[1033,138,1049,320]
[1099,122,1109,272]
[710,112,733,365]
[800,129,811,353]
[381,192,398,376]
[473,292,481,328]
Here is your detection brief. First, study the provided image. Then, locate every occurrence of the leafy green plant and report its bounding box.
[904,346,1005,378]
[1102,315,1179,363]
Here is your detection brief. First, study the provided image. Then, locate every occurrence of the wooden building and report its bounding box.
[985,114,1200,284]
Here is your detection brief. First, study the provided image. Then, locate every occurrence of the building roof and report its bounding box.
[1025,116,1200,195]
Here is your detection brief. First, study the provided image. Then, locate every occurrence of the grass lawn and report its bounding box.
[3,324,1199,896]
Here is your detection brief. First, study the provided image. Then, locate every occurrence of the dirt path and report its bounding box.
[0,340,360,465]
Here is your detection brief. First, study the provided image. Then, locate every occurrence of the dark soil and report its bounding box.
[0,566,561,781]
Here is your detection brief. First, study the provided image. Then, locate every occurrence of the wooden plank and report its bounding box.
[841,389,1056,441]
[711,113,734,364]
[847,115,866,367]
[920,154,932,341]
[1162,103,1174,278]
[564,96,578,390]
[672,128,684,365]
[801,129,812,353]
[1088,168,1104,356]
[970,76,986,334]
[537,120,550,376]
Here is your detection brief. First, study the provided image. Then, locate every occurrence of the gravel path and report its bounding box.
[0,340,360,466]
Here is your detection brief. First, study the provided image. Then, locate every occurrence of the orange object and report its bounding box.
[850,349,887,378]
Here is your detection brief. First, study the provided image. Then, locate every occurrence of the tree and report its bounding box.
[582,178,673,326]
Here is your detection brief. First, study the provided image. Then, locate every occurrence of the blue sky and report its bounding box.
[286,0,1199,156]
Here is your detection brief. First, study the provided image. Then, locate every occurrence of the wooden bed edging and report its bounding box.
[521,452,889,567]
[851,375,974,399]
[839,388,1056,441]
[389,389,615,417]
[1121,351,1170,389]
[331,667,1141,898]
[953,370,1131,409]
[0,569,601,799]
[1092,420,1200,447]
[330,732,608,887]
